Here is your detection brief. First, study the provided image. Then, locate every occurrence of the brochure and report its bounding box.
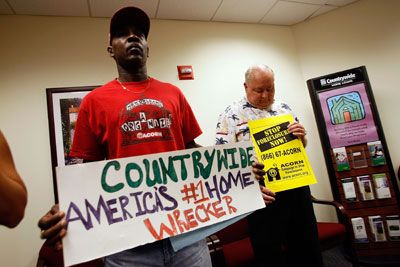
[356,175,375,201]
[368,216,387,242]
[367,140,386,166]
[351,217,368,243]
[341,178,357,201]
[333,147,350,171]
[386,215,400,241]
[372,173,391,199]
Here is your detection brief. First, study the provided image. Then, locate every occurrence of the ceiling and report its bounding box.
[0,0,359,26]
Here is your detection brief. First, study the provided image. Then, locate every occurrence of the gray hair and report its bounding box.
[245,64,274,83]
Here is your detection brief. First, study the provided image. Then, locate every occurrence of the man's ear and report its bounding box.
[244,82,248,89]
[107,46,114,58]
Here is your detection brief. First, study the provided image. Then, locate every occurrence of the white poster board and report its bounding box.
[57,141,265,266]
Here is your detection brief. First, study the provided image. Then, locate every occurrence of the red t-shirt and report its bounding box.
[70,78,202,160]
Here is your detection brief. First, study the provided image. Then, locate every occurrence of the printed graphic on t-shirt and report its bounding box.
[120,98,173,146]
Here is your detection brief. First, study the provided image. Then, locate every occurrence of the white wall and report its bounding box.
[0,0,398,265]
[149,19,306,145]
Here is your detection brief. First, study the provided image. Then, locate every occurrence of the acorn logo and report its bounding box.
[266,165,281,182]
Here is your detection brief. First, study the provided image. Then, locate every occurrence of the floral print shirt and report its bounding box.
[215,97,298,144]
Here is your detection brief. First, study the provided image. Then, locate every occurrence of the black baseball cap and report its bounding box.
[109,7,150,43]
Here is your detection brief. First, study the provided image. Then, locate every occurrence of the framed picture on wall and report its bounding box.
[46,85,97,202]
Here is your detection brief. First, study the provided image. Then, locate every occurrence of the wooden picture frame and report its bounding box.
[46,86,97,202]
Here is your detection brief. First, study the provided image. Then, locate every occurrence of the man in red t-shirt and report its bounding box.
[37,6,211,267]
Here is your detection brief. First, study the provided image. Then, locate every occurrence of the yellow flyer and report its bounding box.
[248,114,317,192]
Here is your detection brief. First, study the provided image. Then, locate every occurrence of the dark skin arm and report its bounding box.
[0,130,27,227]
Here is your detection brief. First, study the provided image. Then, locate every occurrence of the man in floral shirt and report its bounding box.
[216,65,322,267]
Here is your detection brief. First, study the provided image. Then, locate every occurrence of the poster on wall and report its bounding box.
[317,82,378,148]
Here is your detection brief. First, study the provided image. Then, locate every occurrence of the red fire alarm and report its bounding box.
[177,65,194,80]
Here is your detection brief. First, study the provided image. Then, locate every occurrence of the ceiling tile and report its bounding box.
[310,5,337,18]
[261,1,321,25]
[0,0,13,14]
[213,0,277,23]
[286,0,327,4]
[1,0,360,26]
[89,0,159,18]
[8,0,89,16]
[325,0,358,7]
[157,0,221,21]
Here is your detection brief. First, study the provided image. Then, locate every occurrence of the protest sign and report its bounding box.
[248,114,317,192]
[57,141,265,266]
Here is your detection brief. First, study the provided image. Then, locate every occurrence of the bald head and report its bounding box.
[244,64,275,110]
[245,64,274,84]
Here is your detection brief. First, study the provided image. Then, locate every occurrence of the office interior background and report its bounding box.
[0,0,399,266]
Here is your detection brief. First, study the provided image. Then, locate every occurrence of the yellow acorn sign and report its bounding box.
[248,114,317,192]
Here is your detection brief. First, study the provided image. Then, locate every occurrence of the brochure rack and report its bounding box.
[307,66,400,261]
